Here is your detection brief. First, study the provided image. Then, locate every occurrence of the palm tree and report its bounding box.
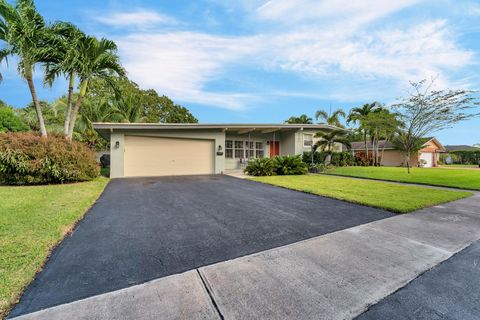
[43,22,85,137]
[0,0,51,136]
[65,35,125,140]
[347,102,382,157]
[285,114,313,124]
[313,129,351,164]
[315,108,346,128]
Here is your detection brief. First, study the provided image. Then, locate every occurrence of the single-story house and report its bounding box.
[93,123,338,178]
[351,137,446,167]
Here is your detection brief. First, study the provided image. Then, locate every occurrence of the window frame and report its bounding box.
[303,133,313,148]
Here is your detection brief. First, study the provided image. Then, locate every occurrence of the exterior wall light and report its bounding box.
[115,141,120,149]
[217,145,223,156]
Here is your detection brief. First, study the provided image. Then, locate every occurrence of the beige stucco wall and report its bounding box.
[109,129,225,178]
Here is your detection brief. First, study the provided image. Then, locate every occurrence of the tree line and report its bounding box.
[286,79,479,171]
[0,0,197,145]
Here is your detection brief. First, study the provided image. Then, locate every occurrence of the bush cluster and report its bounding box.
[444,151,480,165]
[331,151,354,166]
[244,155,307,176]
[0,132,99,185]
[302,151,328,164]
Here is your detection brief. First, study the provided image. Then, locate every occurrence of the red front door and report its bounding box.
[269,141,280,158]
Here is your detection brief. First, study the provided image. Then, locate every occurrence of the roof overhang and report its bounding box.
[93,122,339,140]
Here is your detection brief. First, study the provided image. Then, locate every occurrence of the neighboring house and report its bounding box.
[351,137,446,167]
[93,123,337,178]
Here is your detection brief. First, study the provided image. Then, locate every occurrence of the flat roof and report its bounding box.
[93,122,337,139]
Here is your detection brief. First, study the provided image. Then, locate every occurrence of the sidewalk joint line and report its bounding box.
[197,269,225,320]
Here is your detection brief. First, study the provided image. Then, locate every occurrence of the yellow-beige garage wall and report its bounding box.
[109,130,225,178]
[124,136,214,177]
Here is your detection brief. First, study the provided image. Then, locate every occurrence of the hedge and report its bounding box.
[0,132,99,185]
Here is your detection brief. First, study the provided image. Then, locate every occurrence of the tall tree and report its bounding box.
[285,114,313,124]
[361,108,402,166]
[347,102,382,158]
[392,79,479,173]
[65,36,125,140]
[315,108,346,127]
[0,0,50,136]
[313,129,351,164]
[43,22,85,137]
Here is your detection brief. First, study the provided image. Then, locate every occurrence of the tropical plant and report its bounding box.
[392,79,479,173]
[0,0,51,136]
[361,108,402,166]
[330,151,355,167]
[63,36,125,140]
[314,129,351,164]
[347,102,382,156]
[285,114,313,124]
[43,21,86,137]
[315,108,346,127]
[244,157,274,176]
[273,155,308,175]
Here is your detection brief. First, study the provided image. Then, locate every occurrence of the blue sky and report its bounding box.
[1,0,479,145]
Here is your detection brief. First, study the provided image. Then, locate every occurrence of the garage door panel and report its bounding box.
[124,136,214,177]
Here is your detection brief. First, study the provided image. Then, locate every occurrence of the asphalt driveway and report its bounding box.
[10,175,393,317]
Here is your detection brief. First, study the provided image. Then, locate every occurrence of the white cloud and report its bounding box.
[95,10,177,28]
[116,32,261,110]
[102,1,475,110]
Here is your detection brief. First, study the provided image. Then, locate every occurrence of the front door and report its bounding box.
[269,141,280,158]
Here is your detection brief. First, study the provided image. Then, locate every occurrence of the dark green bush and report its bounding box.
[449,151,480,165]
[330,151,354,166]
[244,157,274,176]
[302,151,327,164]
[0,132,99,185]
[274,155,308,175]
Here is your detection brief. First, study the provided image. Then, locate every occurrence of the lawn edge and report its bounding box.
[3,178,110,320]
[324,172,480,191]
[249,176,472,214]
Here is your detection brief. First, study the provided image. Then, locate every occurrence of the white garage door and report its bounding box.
[124,136,215,177]
[419,152,433,167]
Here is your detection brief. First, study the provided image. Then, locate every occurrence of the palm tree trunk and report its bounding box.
[406,151,411,174]
[64,72,75,137]
[67,79,88,141]
[25,66,47,137]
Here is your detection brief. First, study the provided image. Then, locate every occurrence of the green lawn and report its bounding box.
[0,178,109,318]
[252,175,471,213]
[326,166,480,190]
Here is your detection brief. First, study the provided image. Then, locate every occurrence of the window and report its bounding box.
[225,140,233,158]
[234,141,244,158]
[303,134,313,147]
[255,142,264,158]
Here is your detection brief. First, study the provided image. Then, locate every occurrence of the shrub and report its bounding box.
[274,155,308,175]
[449,151,480,165]
[244,157,274,176]
[354,151,373,166]
[0,132,99,185]
[302,151,327,164]
[330,151,354,167]
[308,163,327,173]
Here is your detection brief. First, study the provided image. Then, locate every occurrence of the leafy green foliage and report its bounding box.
[273,155,308,175]
[0,101,28,132]
[302,151,327,164]
[284,114,313,124]
[330,151,354,166]
[315,108,346,128]
[0,132,99,184]
[447,151,480,165]
[244,157,274,176]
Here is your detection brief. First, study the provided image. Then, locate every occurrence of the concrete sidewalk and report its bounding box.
[12,193,480,320]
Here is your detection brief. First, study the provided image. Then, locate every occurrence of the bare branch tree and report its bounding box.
[392,79,479,173]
